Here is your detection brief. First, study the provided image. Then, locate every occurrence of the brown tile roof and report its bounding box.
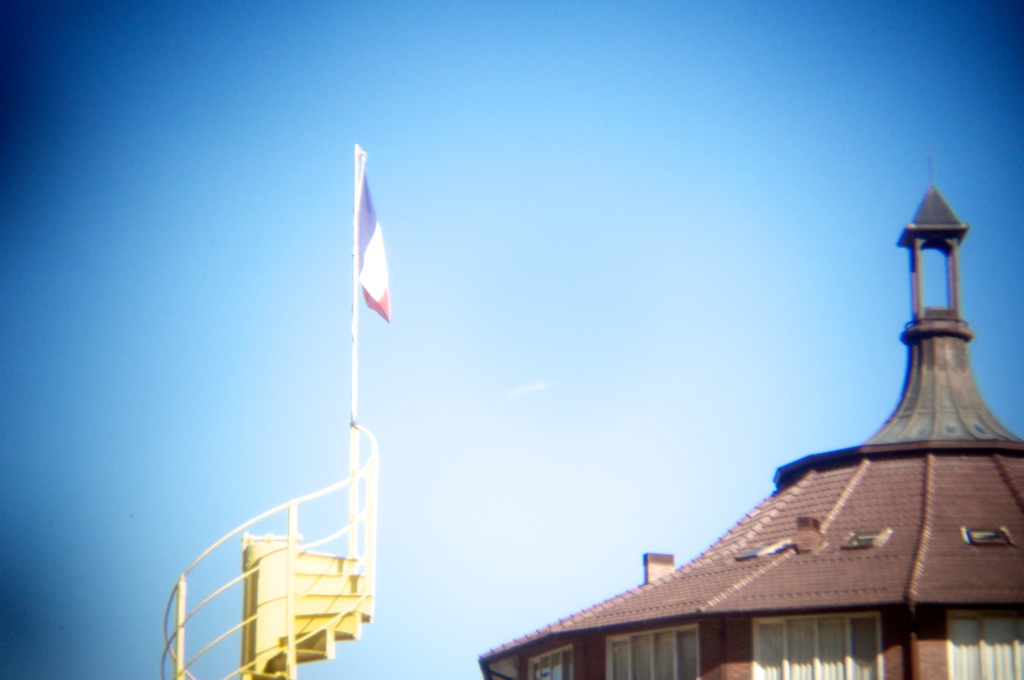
[482,451,1024,661]
[481,188,1024,664]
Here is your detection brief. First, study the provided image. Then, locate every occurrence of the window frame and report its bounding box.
[752,612,883,680]
[841,528,893,550]
[605,623,700,680]
[530,645,573,680]
[960,527,1013,546]
[737,539,795,561]
[946,610,1024,680]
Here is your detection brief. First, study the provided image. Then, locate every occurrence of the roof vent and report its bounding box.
[643,553,675,584]
[961,527,1012,546]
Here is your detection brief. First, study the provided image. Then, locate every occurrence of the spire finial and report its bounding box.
[928,151,935,186]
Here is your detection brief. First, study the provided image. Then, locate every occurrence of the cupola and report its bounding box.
[866,186,1021,444]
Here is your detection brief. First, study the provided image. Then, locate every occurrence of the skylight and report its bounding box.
[736,539,792,561]
[961,527,1012,546]
[841,528,892,550]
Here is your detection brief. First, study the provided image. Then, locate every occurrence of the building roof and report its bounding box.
[480,188,1024,663]
[899,185,970,247]
[784,183,1021,486]
[482,450,1024,660]
[863,329,1022,445]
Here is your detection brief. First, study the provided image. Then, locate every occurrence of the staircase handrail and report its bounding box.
[184,477,351,581]
[162,479,352,662]
[162,425,379,680]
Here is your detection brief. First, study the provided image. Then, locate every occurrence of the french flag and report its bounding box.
[356,171,391,322]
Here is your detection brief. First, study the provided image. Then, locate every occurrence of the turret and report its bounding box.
[866,186,1021,444]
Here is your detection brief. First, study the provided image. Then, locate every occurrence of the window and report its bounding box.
[961,527,1013,546]
[531,646,572,680]
[737,539,794,561]
[949,611,1024,680]
[842,529,892,550]
[754,614,881,680]
[608,625,698,680]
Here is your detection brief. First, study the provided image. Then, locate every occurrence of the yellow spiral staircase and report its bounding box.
[161,426,379,680]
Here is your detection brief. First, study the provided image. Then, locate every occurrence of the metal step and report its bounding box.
[294,571,364,597]
[264,629,335,673]
[295,610,362,640]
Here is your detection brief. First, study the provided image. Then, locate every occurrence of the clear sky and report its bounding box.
[2,2,1023,678]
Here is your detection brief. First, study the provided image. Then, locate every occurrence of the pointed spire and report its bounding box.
[867,187,1020,445]
[912,185,962,226]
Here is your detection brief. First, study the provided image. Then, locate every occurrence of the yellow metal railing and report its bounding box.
[161,426,379,680]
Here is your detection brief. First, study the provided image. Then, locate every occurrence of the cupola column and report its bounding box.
[909,240,923,321]
[898,187,971,335]
[948,238,962,314]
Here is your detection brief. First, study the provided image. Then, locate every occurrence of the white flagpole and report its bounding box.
[350,144,366,559]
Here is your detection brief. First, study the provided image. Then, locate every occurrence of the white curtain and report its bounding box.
[787,619,816,680]
[981,617,1016,680]
[849,617,878,680]
[757,623,784,680]
[950,614,1024,680]
[817,617,846,680]
[632,634,653,680]
[755,615,882,680]
[611,629,699,680]
[676,629,698,680]
[612,640,630,680]
[950,616,982,680]
[1019,618,1024,680]
[654,632,675,680]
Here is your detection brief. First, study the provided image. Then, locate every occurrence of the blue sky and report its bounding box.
[2,2,1023,678]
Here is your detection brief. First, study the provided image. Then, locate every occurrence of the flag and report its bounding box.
[356,171,391,322]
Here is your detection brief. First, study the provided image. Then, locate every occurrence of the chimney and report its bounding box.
[643,553,675,585]
[796,517,821,553]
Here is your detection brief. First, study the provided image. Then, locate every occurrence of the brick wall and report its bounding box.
[489,606,934,680]
[699,618,722,680]
[693,615,753,680]
[914,606,948,680]
[722,616,753,680]
[880,605,910,680]
[580,634,605,680]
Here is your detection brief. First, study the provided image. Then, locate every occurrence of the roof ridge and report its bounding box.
[820,459,871,533]
[906,454,935,604]
[691,477,817,611]
[993,453,1024,516]
[508,571,664,642]
[702,550,795,610]
[673,493,777,572]
[484,475,818,654]
[717,473,813,560]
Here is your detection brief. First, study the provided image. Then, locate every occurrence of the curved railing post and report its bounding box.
[365,452,379,610]
[348,424,360,563]
[175,576,187,680]
[285,502,298,679]
[161,457,380,680]
[353,424,380,613]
